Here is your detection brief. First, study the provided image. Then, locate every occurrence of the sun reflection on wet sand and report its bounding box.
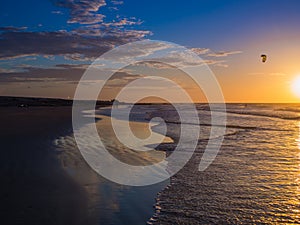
[53,111,170,224]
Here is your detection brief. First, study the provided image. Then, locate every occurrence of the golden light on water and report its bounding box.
[291,76,300,98]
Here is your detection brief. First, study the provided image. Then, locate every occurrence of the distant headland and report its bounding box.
[0,96,115,107]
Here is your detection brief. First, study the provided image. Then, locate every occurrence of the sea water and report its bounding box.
[55,103,300,224]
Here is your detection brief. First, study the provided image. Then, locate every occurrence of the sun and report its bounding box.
[291,76,300,98]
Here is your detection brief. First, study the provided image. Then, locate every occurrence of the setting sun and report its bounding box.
[291,76,300,98]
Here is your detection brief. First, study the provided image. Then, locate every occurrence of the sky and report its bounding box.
[1,0,300,102]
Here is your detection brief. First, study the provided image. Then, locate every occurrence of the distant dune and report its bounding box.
[0,96,113,107]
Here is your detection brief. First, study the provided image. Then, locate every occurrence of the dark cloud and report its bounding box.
[0,26,27,32]
[0,30,106,60]
[0,64,85,83]
[51,0,107,24]
[0,63,143,88]
[0,29,150,60]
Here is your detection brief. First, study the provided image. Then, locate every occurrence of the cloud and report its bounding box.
[51,0,107,24]
[0,0,151,61]
[190,48,210,55]
[0,0,155,94]
[0,68,23,73]
[111,0,123,5]
[0,30,104,60]
[0,64,86,83]
[56,63,90,70]
[248,72,287,76]
[208,50,242,57]
[0,62,143,88]
[105,72,144,87]
[109,6,118,11]
[189,48,241,67]
[99,42,232,70]
[0,0,242,96]
[132,61,175,70]
[0,26,27,32]
[0,29,151,60]
[11,77,66,82]
[51,10,64,15]
[99,41,171,62]
[103,18,143,27]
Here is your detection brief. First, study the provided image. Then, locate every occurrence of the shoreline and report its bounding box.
[0,104,174,224]
[96,106,178,224]
[53,105,173,224]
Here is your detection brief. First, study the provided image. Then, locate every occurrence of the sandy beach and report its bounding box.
[2,103,300,224]
[0,106,95,225]
[0,105,169,225]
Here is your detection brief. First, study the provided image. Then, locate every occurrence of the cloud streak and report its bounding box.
[208,50,242,57]
[0,26,28,32]
[190,48,210,55]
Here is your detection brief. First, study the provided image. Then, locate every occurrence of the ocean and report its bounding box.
[53,103,300,224]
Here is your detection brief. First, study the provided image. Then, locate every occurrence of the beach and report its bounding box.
[0,106,92,225]
[1,103,300,224]
[0,105,169,225]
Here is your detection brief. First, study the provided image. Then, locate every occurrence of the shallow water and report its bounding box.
[148,104,300,224]
[55,103,300,224]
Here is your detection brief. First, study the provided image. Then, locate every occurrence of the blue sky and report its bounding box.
[3,0,300,49]
[1,0,300,101]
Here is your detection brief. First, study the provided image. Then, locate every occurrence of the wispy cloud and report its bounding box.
[103,18,143,27]
[248,72,287,76]
[0,64,85,83]
[0,68,23,73]
[111,0,123,5]
[51,10,64,15]
[208,50,242,57]
[0,26,27,32]
[190,48,241,67]
[190,48,210,55]
[11,77,66,82]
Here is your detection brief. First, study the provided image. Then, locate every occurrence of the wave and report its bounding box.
[161,120,289,132]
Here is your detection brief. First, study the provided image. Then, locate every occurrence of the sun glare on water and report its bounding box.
[291,76,300,98]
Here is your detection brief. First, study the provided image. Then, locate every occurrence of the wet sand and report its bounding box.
[0,106,170,225]
[54,110,170,224]
[0,106,94,225]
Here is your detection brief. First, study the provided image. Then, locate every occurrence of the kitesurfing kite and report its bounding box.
[261,54,267,63]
